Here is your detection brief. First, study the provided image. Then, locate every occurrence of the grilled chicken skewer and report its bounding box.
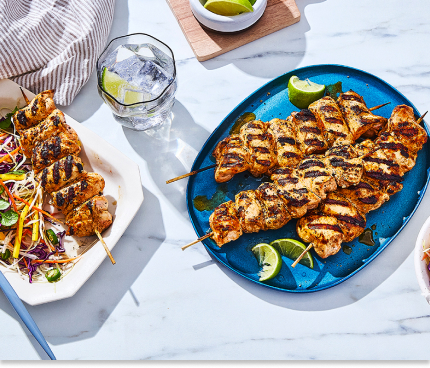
[169,93,388,184]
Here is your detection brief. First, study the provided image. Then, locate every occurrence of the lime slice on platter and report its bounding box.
[270,238,314,269]
[251,243,282,281]
[287,75,326,109]
[204,0,254,16]
[101,68,144,105]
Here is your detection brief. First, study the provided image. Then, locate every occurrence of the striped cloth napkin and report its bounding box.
[0,0,115,105]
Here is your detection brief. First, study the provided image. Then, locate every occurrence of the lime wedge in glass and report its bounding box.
[101,68,144,105]
[287,75,325,109]
[251,243,282,281]
[270,238,314,269]
[204,0,253,16]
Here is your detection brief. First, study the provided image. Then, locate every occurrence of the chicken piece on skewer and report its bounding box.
[235,190,265,233]
[297,156,337,199]
[309,96,353,147]
[255,182,291,230]
[323,145,363,188]
[51,173,105,215]
[381,104,427,153]
[20,109,79,157]
[13,90,56,132]
[338,175,390,214]
[213,135,250,183]
[209,200,242,247]
[36,155,85,193]
[239,120,277,177]
[291,109,328,155]
[297,214,344,259]
[268,117,302,168]
[315,192,366,242]
[337,90,388,140]
[31,132,81,172]
[65,195,112,237]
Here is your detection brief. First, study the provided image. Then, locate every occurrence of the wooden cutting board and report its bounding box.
[166,0,301,61]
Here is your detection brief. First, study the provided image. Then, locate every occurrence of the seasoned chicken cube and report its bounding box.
[277,186,320,218]
[51,173,105,215]
[235,190,265,233]
[20,109,79,158]
[271,167,302,192]
[13,90,56,131]
[297,214,344,259]
[337,90,387,140]
[292,109,328,155]
[209,200,242,247]
[66,195,112,237]
[239,120,277,176]
[31,132,81,172]
[255,183,290,230]
[213,135,250,183]
[268,117,302,168]
[36,155,85,193]
[309,96,353,146]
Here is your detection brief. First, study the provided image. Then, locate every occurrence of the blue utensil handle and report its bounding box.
[0,271,56,360]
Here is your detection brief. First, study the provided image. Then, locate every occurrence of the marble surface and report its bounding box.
[2,0,430,360]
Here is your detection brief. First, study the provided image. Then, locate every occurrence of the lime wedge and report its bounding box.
[270,238,314,269]
[251,243,282,281]
[101,68,144,104]
[204,0,253,16]
[288,75,326,109]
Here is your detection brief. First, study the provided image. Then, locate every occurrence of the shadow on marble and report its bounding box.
[201,0,326,79]
[122,100,210,220]
[203,221,419,311]
[0,186,165,354]
[59,0,130,120]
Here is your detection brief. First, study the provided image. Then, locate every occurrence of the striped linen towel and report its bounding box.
[0,0,115,106]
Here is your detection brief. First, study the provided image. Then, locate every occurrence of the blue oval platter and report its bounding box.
[186,64,430,293]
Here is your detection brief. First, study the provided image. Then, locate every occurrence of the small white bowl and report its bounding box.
[189,0,267,33]
[414,215,430,304]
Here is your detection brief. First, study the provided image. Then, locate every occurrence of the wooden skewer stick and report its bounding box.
[291,243,314,268]
[182,232,213,251]
[166,164,217,184]
[369,102,390,111]
[19,87,30,105]
[95,230,116,264]
[417,111,428,125]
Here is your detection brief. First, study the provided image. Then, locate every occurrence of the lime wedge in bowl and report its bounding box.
[204,0,254,16]
[101,68,144,105]
[270,238,314,269]
[288,75,325,109]
[251,243,282,281]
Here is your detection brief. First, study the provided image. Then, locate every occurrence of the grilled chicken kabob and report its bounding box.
[295,104,427,261]
[185,105,427,264]
[168,92,388,184]
[12,90,114,262]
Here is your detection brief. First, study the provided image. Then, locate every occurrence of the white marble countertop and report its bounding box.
[2,0,430,360]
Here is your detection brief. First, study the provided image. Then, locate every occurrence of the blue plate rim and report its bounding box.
[186,63,430,293]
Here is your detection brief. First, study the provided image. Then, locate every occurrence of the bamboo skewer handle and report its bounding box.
[369,102,390,111]
[182,232,213,251]
[291,243,314,268]
[95,230,116,264]
[20,87,30,105]
[417,111,428,124]
[166,164,217,184]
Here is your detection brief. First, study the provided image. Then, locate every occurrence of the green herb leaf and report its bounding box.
[0,198,10,210]
[8,170,26,175]
[0,107,19,130]
[1,210,19,227]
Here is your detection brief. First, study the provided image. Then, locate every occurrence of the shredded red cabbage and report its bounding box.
[0,163,14,174]
[56,231,66,253]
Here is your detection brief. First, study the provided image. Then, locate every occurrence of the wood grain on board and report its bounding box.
[166,0,301,61]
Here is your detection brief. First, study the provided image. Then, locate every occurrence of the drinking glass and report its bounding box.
[96,33,177,131]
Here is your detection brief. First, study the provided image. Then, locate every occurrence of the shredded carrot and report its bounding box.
[422,253,429,261]
[13,195,64,225]
[33,256,80,264]
[0,178,18,212]
[0,145,22,164]
[23,257,28,268]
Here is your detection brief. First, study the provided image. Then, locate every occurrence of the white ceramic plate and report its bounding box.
[189,0,267,33]
[414,215,430,304]
[0,79,143,305]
